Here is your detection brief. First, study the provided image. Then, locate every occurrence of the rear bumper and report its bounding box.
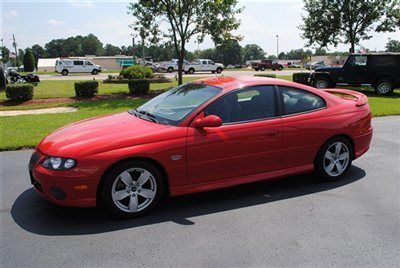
[353,128,373,159]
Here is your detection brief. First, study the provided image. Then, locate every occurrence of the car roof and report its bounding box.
[192,76,296,92]
[350,53,400,56]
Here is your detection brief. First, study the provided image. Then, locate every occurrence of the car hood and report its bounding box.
[315,66,342,72]
[38,112,172,157]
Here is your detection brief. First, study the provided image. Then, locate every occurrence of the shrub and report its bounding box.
[74,81,99,98]
[107,74,113,80]
[120,65,154,79]
[254,73,276,78]
[6,84,34,101]
[128,79,150,95]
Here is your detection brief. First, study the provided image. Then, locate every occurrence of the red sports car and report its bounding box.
[29,76,373,217]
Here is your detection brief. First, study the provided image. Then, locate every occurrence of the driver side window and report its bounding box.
[205,86,277,124]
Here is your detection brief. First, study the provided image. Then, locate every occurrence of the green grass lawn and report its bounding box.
[1,74,399,151]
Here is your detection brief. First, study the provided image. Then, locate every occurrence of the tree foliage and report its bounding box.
[386,39,400,51]
[128,0,243,84]
[301,0,399,52]
[23,48,35,72]
[242,44,266,62]
[1,46,10,63]
[31,44,46,68]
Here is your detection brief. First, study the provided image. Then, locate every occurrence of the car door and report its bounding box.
[187,85,283,184]
[73,60,84,73]
[201,60,208,71]
[342,55,368,84]
[278,86,328,169]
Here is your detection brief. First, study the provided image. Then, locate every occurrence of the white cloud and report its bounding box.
[48,19,64,26]
[4,10,18,19]
[69,0,94,8]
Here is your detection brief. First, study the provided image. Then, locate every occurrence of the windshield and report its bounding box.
[136,83,222,125]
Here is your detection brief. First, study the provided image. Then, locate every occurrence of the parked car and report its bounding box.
[55,59,101,76]
[159,59,189,73]
[252,60,284,71]
[184,59,224,74]
[304,61,326,70]
[309,53,400,95]
[29,76,372,218]
[288,62,302,68]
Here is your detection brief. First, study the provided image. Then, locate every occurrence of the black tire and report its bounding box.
[313,77,330,89]
[167,67,174,73]
[91,69,99,75]
[255,68,259,71]
[374,78,394,96]
[61,69,69,76]
[278,66,283,71]
[314,137,353,181]
[211,71,216,74]
[260,66,266,71]
[100,160,165,218]
[188,68,195,74]
[216,67,223,74]
[0,65,6,91]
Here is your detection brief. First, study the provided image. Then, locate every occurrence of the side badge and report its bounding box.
[171,155,182,161]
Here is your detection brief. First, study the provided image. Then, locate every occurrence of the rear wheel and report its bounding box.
[188,68,195,74]
[313,77,330,89]
[315,137,352,181]
[374,78,394,96]
[278,66,283,71]
[100,160,165,218]
[254,68,259,71]
[61,69,69,76]
[167,67,174,73]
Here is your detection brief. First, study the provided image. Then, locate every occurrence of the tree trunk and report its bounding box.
[178,44,185,85]
[350,41,355,53]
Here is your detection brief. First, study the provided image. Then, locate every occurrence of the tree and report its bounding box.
[301,0,399,53]
[278,52,286,60]
[23,48,35,71]
[45,38,67,57]
[386,39,400,51]
[81,34,103,55]
[104,44,122,56]
[314,47,327,56]
[128,0,242,85]
[31,44,46,68]
[267,55,278,60]
[285,49,312,60]
[18,49,25,65]
[243,44,266,62]
[216,39,242,65]
[1,46,10,63]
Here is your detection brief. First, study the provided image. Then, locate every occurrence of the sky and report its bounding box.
[1,0,399,56]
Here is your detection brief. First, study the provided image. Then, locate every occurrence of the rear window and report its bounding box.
[370,56,397,67]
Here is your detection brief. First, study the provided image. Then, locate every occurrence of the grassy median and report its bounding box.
[1,75,399,150]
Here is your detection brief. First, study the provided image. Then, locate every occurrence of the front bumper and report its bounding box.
[28,150,98,207]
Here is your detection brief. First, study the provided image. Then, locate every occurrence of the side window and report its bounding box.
[208,60,215,65]
[347,55,367,67]
[205,86,276,124]
[73,61,84,66]
[370,56,396,67]
[202,60,208,65]
[280,86,326,115]
[85,61,93,65]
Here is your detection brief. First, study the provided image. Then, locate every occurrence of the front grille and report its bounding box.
[29,151,40,170]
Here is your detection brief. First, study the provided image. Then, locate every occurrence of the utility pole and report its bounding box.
[276,35,279,58]
[12,34,19,67]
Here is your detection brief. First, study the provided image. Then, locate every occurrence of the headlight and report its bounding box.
[42,157,77,170]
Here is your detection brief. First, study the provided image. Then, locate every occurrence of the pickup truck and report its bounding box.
[309,53,400,95]
[184,59,224,74]
[159,59,189,73]
[251,60,283,71]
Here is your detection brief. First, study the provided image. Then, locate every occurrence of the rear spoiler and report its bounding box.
[323,88,368,107]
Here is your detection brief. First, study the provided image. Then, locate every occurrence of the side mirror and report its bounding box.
[192,115,222,128]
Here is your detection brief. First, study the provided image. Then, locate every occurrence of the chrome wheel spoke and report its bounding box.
[129,194,138,212]
[335,143,342,154]
[325,151,334,160]
[326,161,335,172]
[335,162,344,173]
[112,190,130,201]
[120,171,134,187]
[137,171,151,186]
[138,189,155,199]
[338,152,349,160]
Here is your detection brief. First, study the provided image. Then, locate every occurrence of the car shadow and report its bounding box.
[11,165,365,236]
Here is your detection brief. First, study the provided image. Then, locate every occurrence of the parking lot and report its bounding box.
[1,116,399,267]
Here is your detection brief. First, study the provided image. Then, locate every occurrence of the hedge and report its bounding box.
[128,79,150,95]
[120,65,155,79]
[6,84,34,101]
[254,73,276,78]
[74,81,99,98]
[103,76,172,84]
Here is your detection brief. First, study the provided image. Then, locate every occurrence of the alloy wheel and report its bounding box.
[323,142,350,177]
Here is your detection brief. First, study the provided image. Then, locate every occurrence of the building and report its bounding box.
[310,55,348,66]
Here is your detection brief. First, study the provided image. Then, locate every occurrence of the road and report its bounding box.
[38,69,302,81]
[1,116,399,267]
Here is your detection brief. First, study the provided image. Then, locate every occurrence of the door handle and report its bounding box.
[265,130,278,136]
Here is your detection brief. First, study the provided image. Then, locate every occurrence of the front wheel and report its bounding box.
[216,67,222,74]
[260,66,266,71]
[91,69,99,75]
[314,137,352,181]
[278,66,283,71]
[100,160,165,218]
[374,78,394,96]
[313,77,330,89]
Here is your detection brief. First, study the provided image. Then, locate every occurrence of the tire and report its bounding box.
[188,68,195,74]
[374,78,394,96]
[260,66,266,71]
[313,77,330,89]
[278,66,283,71]
[211,71,215,74]
[100,160,165,218]
[91,69,99,75]
[314,137,353,181]
[255,68,259,71]
[216,67,222,74]
[61,69,69,76]
[0,65,6,91]
[167,67,174,73]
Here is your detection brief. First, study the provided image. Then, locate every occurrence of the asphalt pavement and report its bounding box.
[1,116,399,267]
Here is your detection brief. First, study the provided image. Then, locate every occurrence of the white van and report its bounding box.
[55,59,102,75]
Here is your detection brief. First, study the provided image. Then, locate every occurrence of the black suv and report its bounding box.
[309,53,400,95]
